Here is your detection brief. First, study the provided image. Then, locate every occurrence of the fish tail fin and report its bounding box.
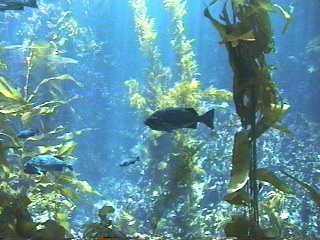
[29,0,38,8]
[198,109,215,129]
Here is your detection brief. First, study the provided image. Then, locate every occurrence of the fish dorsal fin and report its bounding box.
[185,108,198,116]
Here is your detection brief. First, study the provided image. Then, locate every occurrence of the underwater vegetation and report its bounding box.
[0,0,319,238]
[125,0,319,238]
[126,0,235,237]
[0,2,99,237]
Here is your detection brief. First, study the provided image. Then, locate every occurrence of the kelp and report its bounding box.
[227,130,250,194]
[0,48,94,240]
[225,168,293,206]
[256,169,293,194]
[0,75,24,102]
[204,0,292,236]
[282,171,320,208]
[0,74,83,125]
[129,0,234,236]
[83,205,125,238]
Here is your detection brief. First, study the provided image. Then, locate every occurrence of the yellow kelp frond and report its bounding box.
[130,0,172,114]
[125,79,149,113]
[156,80,203,109]
[0,75,24,102]
[164,0,187,23]
[164,0,200,82]
[203,87,233,103]
[131,0,158,57]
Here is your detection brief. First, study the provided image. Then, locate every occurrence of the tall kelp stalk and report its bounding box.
[204,0,293,237]
[0,6,98,238]
[128,0,232,237]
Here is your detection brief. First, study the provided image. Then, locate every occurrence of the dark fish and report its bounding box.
[0,0,38,11]
[119,156,140,167]
[144,108,215,132]
[24,155,73,175]
[17,128,39,138]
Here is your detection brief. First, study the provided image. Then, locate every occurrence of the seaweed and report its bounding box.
[0,9,99,237]
[83,205,125,238]
[204,0,293,237]
[128,0,234,237]
[281,171,320,208]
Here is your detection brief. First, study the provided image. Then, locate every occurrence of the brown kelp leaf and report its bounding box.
[36,220,66,238]
[254,103,291,138]
[262,226,281,238]
[227,130,250,194]
[224,214,250,237]
[257,168,294,194]
[99,206,115,221]
[99,206,115,216]
[0,191,14,207]
[219,30,256,48]
[282,171,320,207]
[16,221,38,236]
[0,75,23,101]
[224,188,251,206]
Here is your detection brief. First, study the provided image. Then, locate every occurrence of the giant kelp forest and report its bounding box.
[0,0,319,238]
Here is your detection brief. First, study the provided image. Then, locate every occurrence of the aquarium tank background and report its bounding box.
[0,0,319,238]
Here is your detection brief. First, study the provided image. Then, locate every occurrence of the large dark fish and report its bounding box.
[0,0,38,11]
[17,128,39,138]
[144,108,215,132]
[24,155,73,175]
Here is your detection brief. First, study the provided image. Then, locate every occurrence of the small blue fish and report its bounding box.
[17,129,39,138]
[0,0,38,11]
[24,155,73,175]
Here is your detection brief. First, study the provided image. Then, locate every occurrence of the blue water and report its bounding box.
[0,0,319,238]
